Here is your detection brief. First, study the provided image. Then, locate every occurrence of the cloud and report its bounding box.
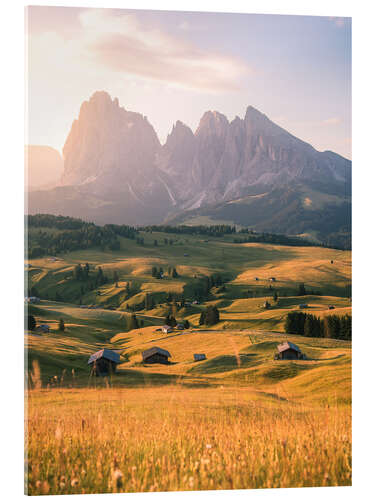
[78,9,250,92]
[322,117,341,125]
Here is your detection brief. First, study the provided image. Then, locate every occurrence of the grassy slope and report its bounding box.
[25,232,351,398]
[26,232,351,315]
[25,231,352,495]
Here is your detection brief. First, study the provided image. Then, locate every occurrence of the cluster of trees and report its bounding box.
[144,293,155,310]
[127,314,144,330]
[284,311,352,340]
[297,283,322,296]
[72,264,109,287]
[164,314,190,329]
[199,305,220,326]
[233,231,323,248]
[164,314,177,327]
[151,266,179,279]
[73,263,90,281]
[27,315,36,331]
[27,214,87,230]
[189,274,225,301]
[151,266,163,278]
[142,224,237,237]
[104,224,137,240]
[26,314,65,333]
[27,214,138,258]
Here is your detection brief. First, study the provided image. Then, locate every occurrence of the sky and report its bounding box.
[26,6,352,159]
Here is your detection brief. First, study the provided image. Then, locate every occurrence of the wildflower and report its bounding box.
[188,476,194,488]
[206,443,212,449]
[55,426,62,440]
[41,481,50,494]
[71,477,79,487]
[112,468,123,489]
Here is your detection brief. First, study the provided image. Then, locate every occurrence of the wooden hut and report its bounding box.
[36,324,50,333]
[194,353,206,361]
[88,349,121,376]
[276,342,304,360]
[142,347,171,364]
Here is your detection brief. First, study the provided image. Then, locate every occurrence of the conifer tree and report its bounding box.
[28,315,36,331]
[128,314,139,330]
[113,270,119,286]
[199,311,206,325]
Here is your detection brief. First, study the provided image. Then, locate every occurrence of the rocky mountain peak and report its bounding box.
[39,91,351,232]
[61,91,161,188]
[166,120,194,146]
[196,110,229,137]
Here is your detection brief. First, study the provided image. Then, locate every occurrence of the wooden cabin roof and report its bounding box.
[277,341,301,353]
[194,353,206,360]
[88,349,121,365]
[142,346,171,360]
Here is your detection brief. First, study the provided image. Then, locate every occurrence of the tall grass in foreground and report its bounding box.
[26,386,351,495]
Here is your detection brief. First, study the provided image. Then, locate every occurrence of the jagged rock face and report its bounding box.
[157,105,350,209]
[60,91,175,221]
[29,91,350,232]
[62,91,163,193]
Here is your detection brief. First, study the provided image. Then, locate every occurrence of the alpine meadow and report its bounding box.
[25,6,352,496]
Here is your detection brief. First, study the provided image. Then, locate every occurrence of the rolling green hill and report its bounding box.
[26,225,351,400]
[25,227,352,495]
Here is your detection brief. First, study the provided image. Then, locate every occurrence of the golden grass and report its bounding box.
[233,245,351,289]
[26,386,351,495]
[25,235,352,494]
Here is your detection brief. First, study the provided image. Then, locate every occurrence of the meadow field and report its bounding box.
[25,229,352,494]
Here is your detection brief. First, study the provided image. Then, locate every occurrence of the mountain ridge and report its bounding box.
[27,91,351,246]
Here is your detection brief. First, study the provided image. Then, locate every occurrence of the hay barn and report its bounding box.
[276,342,304,360]
[88,349,121,376]
[142,347,171,364]
[194,354,206,361]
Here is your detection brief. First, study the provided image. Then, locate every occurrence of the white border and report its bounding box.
[1,1,374,499]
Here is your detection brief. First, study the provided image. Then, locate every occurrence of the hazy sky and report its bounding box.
[26,6,351,159]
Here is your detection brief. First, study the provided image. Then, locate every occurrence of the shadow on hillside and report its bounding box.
[188,353,259,375]
[256,391,289,402]
[114,368,180,386]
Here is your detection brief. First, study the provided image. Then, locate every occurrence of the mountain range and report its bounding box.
[27,91,351,247]
[25,145,63,190]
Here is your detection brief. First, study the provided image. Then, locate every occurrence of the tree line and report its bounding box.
[233,231,331,248]
[141,224,237,237]
[27,214,138,258]
[284,311,352,340]
[199,305,220,326]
